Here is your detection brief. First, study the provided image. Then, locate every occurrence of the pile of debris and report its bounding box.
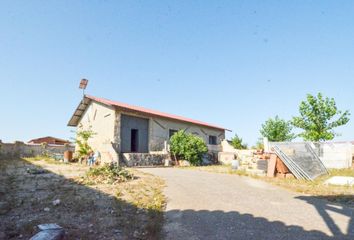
[219,140,329,180]
[266,153,295,179]
[236,150,268,176]
[30,224,65,240]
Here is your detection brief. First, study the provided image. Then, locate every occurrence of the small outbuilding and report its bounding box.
[68,95,229,165]
[28,136,70,146]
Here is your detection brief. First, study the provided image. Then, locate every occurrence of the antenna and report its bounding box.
[79,78,88,96]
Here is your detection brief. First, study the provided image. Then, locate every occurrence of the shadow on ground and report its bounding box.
[164,207,353,240]
[1,158,353,240]
[296,195,354,239]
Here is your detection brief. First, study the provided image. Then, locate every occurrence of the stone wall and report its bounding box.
[119,153,170,167]
[218,152,236,165]
[0,141,74,159]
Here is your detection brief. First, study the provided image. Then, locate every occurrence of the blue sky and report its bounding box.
[1,1,354,145]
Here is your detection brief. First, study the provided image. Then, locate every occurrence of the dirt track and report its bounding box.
[141,167,354,240]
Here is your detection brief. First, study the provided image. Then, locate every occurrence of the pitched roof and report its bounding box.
[28,136,70,144]
[68,95,229,131]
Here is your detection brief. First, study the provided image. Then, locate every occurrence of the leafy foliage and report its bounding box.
[292,93,350,141]
[74,124,96,158]
[84,163,134,184]
[252,138,264,150]
[260,116,295,142]
[230,134,248,149]
[170,130,208,166]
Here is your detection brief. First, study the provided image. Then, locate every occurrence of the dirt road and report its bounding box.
[141,167,354,240]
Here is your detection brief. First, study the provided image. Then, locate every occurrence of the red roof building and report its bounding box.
[28,136,70,145]
[67,95,229,163]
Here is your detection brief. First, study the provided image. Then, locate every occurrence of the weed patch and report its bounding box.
[82,163,134,185]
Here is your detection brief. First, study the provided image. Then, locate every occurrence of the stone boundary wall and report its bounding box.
[0,140,75,159]
[119,153,170,167]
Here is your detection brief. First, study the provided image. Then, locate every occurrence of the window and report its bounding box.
[209,135,217,145]
[169,129,178,139]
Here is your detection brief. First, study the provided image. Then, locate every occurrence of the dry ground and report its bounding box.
[182,165,354,208]
[0,158,165,240]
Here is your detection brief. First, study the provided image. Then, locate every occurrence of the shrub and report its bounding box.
[73,124,96,158]
[170,130,208,166]
[252,139,264,150]
[85,163,134,184]
[230,134,248,149]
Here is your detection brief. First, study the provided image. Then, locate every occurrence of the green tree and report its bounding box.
[230,134,248,149]
[292,93,350,141]
[74,124,96,158]
[170,130,208,165]
[260,116,295,142]
[252,138,264,150]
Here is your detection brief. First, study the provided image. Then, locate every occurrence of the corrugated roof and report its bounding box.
[68,95,229,131]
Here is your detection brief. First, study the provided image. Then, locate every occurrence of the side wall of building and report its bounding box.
[77,101,118,162]
[113,109,225,154]
[149,116,225,152]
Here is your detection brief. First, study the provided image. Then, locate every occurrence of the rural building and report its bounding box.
[68,95,228,165]
[28,136,70,145]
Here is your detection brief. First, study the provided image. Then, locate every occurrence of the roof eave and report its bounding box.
[67,97,92,127]
[68,95,230,131]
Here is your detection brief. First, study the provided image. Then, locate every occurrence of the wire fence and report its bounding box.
[270,141,352,169]
[270,142,328,180]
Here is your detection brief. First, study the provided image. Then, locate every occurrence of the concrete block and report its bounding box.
[324,176,354,186]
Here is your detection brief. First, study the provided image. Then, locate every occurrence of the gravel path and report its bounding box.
[140,167,354,240]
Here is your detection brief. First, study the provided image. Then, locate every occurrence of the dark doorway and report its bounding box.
[120,114,149,153]
[131,129,139,152]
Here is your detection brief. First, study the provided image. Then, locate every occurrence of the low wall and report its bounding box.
[218,152,236,165]
[316,142,353,169]
[119,153,170,167]
[0,141,74,159]
[219,149,255,165]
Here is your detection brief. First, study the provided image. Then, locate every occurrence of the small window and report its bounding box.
[209,135,217,145]
[169,129,178,139]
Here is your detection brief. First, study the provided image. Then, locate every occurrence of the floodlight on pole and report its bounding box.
[79,78,88,96]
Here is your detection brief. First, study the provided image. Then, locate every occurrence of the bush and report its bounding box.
[260,116,295,142]
[170,130,208,166]
[73,124,96,158]
[230,134,248,149]
[85,163,134,184]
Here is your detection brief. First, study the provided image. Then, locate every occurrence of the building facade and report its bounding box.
[68,95,228,165]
